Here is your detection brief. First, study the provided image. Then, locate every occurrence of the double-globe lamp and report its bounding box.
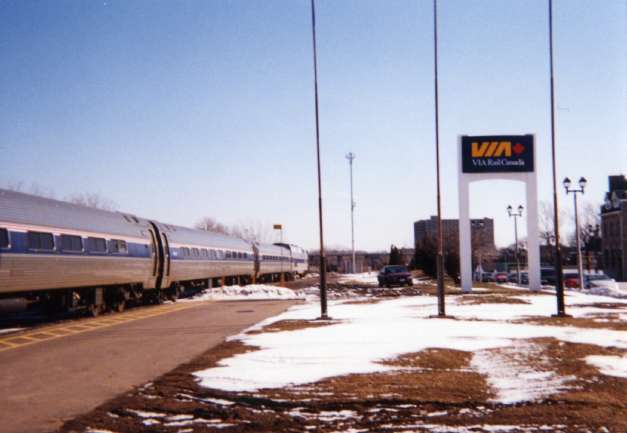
[563,176,587,292]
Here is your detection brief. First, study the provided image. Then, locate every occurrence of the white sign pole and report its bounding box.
[458,134,541,292]
[459,136,473,292]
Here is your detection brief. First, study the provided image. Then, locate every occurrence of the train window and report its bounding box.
[0,228,9,248]
[226,251,232,259]
[61,234,83,252]
[209,250,216,259]
[109,239,128,254]
[86,237,107,253]
[27,231,55,251]
[180,247,190,257]
[191,248,199,257]
[200,249,208,257]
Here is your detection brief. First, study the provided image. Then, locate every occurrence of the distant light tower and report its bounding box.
[346,152,356,274]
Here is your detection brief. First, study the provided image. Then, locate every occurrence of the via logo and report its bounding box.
[471,141,512,158]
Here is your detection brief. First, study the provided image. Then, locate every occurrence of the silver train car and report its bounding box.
[275,243,308,276]
[0,189,308,315]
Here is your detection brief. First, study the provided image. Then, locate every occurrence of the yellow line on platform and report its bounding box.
[0,301,206,353]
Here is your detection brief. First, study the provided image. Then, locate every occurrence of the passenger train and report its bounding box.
[0,189,308,316]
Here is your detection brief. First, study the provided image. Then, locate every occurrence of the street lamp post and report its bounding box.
[507,205,524,285]
[564,177,587,291]
[346,152,356,274]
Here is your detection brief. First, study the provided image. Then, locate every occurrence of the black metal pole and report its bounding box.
[310,0,329,319]
[514,214,520,284]
[548,0,566,316]
[433,0,445,316]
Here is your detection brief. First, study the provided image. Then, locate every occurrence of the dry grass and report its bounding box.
[457,295,531,305]
[515,315,627,331]
[246,319,340,334]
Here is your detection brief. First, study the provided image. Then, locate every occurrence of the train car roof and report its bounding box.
[256,242,289,255]
[0,189,149,238]
[274,243,307,254]
[157,223,253,250]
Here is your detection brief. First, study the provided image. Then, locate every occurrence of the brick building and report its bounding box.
[413,216,495,252]
[601,175,627,281]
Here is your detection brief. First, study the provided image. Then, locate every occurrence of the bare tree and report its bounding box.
[195,217,273,242]
[539,200,569,246]
[67,192,117,211]
[3,182,118,211]
[3,181,56,199]
[231,220,272,243]
[194,216,230,235]
[569,202,601,247]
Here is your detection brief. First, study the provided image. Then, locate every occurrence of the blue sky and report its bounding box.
[1,0,625,251]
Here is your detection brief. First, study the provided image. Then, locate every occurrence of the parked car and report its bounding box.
[481,272,495,283]
[377,265,412,287]
[494,272,509,283]
[585,274,619,293]
[540,267,556,285]
[564,274,580,288]
[565,273,618,292]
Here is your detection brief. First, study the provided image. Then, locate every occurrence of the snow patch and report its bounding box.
[126,409,167,418]
[586,354,627,378]
[471,342,574,403]
[338,272,379,285]
[194,293,626,402]
[181,284,305,301]
[142,419,160,426]
[0,327,24,335]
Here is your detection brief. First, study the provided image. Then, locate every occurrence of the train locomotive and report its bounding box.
[0,188,308,315]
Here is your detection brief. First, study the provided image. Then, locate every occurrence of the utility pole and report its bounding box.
[310,0,329,320]
[346,152,356,274]
[548,0,567,316]
[432,0,445,317]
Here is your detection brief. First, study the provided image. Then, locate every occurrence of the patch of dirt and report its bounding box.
[571,302,627,310]
[517,315,627,331]
[457,295,531,305]
[340,298,382,305]
[380,348,472,370]
[245,319,340,334]
[267,369,491,404]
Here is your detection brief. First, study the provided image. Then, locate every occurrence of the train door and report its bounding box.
[148,222,165,290]
[147,225,163,290]
[252,243,260,281]
[161,232,171,288]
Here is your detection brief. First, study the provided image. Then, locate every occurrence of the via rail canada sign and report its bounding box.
[461,135,534,173]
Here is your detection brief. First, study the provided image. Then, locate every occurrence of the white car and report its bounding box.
[584,274,621,296]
